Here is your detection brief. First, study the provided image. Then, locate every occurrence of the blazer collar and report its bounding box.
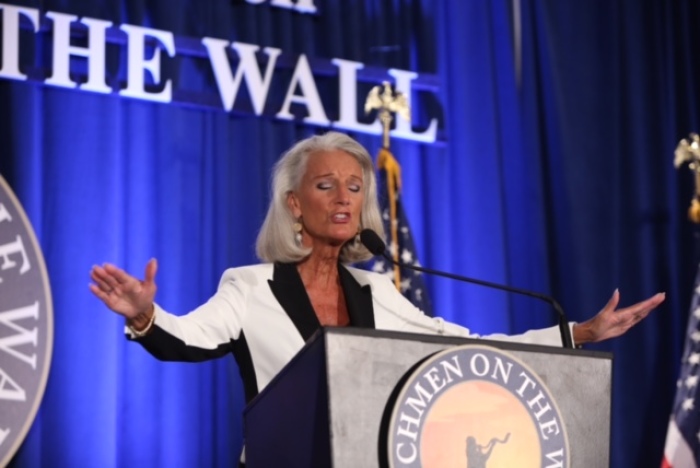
[337,264,375,329]
[268,262,375,342]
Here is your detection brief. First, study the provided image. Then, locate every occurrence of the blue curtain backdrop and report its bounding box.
[1,0,698,466]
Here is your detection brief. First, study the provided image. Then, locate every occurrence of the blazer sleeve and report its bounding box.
[369,271,569,347]
[124,267,251,361]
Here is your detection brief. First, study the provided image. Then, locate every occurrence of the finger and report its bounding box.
[103,263,137,286]
[646,292,666,306]
[90,269,113,293]
[91,265,115,284]
[90,267,126,295]
[89,283,113,304]
[603,288,620,312]
[144,258,158,287]
[619,292,666,316]
[102,264,146,297]
[95,264,124,291]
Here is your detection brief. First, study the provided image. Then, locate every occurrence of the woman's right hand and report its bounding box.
[89,259,158,320]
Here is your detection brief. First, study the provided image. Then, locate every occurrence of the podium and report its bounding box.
[244,328,612,467]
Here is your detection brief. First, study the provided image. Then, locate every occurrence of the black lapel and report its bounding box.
[338,264,376,329]
[268,263,321,341]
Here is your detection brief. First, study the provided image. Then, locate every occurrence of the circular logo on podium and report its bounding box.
[0,175,53,466]
[387,345,569,468]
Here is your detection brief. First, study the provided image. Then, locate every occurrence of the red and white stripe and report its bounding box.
[663,419,696,468]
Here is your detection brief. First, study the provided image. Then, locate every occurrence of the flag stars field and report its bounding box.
[370,147,434,316]
[694,307,700,319]
[372,260,386,273]
[664,269,700,466]
[683,398,694,411]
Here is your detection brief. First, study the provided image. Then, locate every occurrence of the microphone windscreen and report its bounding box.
[360,229,386,255]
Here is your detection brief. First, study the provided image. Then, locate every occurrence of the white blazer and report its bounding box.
[128,263,565,402]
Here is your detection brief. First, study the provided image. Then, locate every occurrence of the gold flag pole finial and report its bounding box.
[675,133,700,223]
[364,82,411,289]
[364,81,411,150]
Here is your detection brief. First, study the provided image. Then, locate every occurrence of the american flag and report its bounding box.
[663,265,700,467]
[368,147,434,316]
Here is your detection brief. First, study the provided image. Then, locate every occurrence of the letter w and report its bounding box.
[544,448,564,468]
[0,302,39,369]
[202,39,281,114]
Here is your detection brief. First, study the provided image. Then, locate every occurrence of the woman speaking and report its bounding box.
[89,130,664,423]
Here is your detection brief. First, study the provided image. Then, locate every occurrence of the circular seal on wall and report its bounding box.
[387,345,569,468]
[0,175,53,466]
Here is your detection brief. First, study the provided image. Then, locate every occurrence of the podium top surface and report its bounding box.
[313,326,612,359]
[246,326,611,414]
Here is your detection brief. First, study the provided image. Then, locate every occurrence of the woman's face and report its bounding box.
[287,149,364,249]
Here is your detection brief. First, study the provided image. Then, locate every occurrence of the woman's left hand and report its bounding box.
[573,289,665,345]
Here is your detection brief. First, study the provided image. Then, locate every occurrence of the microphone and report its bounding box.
[360,229,575,349]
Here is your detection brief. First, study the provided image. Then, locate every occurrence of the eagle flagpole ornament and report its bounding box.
[674,133,700,223]
[364,81,410,150]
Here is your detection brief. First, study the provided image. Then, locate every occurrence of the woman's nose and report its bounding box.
[335,187,350,205]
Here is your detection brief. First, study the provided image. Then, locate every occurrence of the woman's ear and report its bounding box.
[287,192,301,218]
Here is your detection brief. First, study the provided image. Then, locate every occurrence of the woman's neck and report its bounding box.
[297,248,341,290]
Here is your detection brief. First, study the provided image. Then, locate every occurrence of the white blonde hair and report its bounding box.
[256,131,385,263]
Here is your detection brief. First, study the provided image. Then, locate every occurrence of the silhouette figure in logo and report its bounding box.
[466,433,511,468]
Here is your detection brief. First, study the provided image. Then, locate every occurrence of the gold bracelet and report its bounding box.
[128,310,156,338]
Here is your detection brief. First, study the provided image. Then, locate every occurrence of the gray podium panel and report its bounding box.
[245,328,611,467]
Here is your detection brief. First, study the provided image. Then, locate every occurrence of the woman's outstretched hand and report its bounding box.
[89,259,158,319]
[573,289,665,345]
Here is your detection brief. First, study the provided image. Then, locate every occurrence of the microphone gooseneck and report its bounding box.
[359,229,574,349]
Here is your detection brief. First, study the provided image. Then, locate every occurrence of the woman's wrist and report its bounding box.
[127,304,156,336]
[572,322,595,346]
